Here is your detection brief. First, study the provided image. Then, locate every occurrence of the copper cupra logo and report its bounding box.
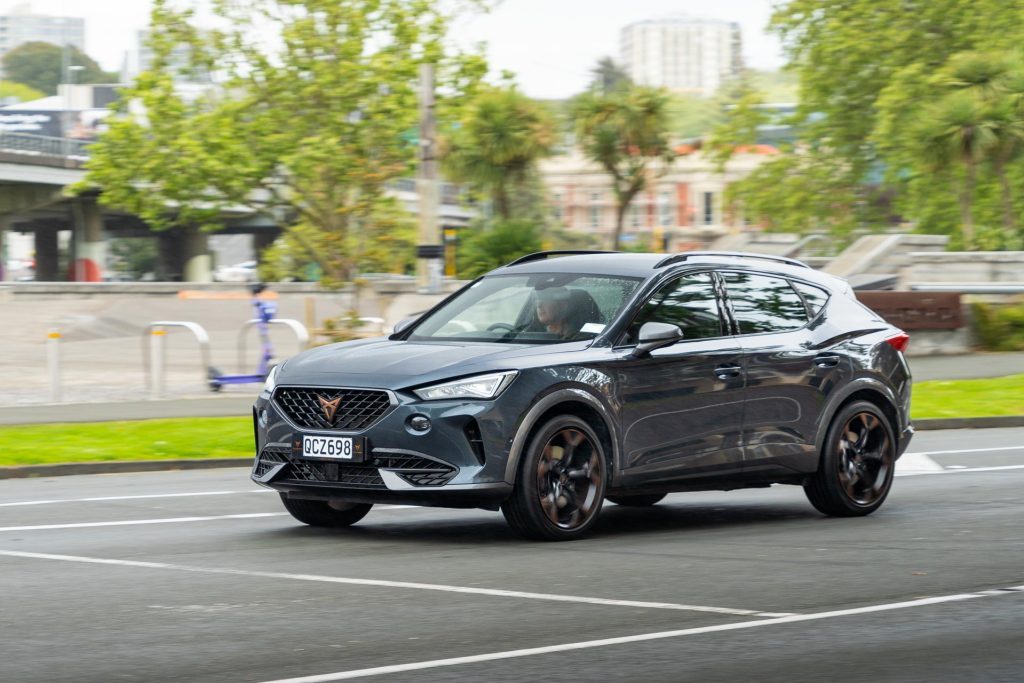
[317,395,342,422]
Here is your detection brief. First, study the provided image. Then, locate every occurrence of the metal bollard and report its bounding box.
[150,327,166,399]
[47,329,61,403]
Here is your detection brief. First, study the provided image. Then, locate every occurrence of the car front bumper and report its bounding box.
[250,385,519,510]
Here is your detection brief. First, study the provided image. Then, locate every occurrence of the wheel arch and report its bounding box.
[814,379,901,463]
[503,388,620,484]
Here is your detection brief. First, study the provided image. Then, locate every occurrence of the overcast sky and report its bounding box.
[3,0,786,99]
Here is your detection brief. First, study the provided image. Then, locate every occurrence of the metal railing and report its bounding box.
[0,132,91,159]
[237,318,309,372]
[142,321,212,399]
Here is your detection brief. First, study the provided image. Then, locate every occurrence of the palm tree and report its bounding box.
[914,91,998,247]
[573,86,675,250]
[939,52,1024,233]
[442,86,555,219]
[590,57,631,94]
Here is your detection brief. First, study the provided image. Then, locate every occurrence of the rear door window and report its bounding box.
[722,272,808,335]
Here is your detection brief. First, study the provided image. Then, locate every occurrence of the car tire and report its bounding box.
[606,493,666,507]
[279,494,372,527]
[502,415,607,541]
[804,401,896,517]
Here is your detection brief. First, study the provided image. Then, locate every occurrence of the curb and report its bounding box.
[0,457,252,480]
[2,416,1022,480]
[914,416,1024,430]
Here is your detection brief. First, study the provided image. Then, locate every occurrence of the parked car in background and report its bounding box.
[213,260,258,282]
[252,251,913,540]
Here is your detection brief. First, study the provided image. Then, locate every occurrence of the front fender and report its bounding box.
[503,386,620,484]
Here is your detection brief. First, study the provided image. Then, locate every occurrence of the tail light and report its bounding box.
[886,332,910,353]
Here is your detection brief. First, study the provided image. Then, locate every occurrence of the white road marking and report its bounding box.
[0,490,271,507]
[897,464,1024,477]
[894,452,944,474]
[906,445,1024,456]
[0,513,288,532]
[0,550,790,618]
[254,588,1024,683]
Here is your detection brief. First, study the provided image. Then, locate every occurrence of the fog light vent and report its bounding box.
[464,419,486,465]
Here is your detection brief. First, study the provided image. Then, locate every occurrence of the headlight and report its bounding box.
[262,365,279,393]
[413,371,518,401]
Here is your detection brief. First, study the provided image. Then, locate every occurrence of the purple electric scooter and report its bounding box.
[208,283,276,392]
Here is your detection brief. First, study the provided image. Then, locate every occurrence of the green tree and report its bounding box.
[590,57,631,94]
[443,85,554,219]
[572,86,675,250]
[707,76,770,169]
[80,0,486,286]
[0,80,45,103]
[1,42,116,95]
[457,218,542,278]
[757,1,1024,245]
[913,91,997,246]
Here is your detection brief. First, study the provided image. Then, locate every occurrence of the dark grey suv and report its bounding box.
[252,251,913,540]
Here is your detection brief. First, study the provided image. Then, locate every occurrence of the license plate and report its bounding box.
[294,435,365,462]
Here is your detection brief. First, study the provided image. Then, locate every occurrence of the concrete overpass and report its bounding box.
[0,132,475,282]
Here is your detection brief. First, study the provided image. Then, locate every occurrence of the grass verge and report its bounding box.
[912,373,1024,419]
[0,417,252,467]
[1,374,1022,467]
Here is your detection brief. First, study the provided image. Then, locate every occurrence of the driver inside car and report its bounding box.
[535,287,577,339]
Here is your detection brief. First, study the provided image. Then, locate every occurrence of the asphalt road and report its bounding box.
[1,427,1023,682]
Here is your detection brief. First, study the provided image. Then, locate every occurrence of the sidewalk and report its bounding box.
[908,352,1024,382]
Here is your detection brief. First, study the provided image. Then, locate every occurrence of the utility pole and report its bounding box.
[416,62,442,293]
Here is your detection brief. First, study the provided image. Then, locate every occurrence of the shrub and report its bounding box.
[972,301,1024,351]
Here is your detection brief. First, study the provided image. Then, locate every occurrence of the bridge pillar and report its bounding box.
[35,227,60,281]
[253,229,279,256]
[72,198,104,282]
[183,226,212,283]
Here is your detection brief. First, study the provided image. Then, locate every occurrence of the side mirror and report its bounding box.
[629,322,683,358]
[391,315,420,337]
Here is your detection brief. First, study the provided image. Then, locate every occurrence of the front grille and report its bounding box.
[274,387,393,431]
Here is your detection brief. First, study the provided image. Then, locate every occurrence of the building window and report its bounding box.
[590,190,602,203]
[703,192,714,225]
[590,205,601,229]
[658,191,673,227]
[630,203,642,228]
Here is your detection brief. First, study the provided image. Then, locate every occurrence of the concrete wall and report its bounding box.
[901,251,1024,288]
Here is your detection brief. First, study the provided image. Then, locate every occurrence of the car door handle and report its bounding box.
[714,364,742,379]
[814,354,841,368]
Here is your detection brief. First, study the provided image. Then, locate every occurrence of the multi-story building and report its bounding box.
[539,145,777,250]
[0,4,85,57]
[621,18,742,97]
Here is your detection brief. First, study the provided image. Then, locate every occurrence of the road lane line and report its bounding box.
[905,445,1024,456]
[897,464,1024,477]
[0,550,789,618]
[254,589,1022,682]
[0,490,272,507]
[0,513,289,531]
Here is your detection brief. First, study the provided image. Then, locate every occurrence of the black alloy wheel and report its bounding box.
[804,401,896,516]
[502,415,607,540]
[279,494,373,527]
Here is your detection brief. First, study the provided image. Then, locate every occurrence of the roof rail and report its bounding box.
[504,250,619,267]
[655,251,811,270]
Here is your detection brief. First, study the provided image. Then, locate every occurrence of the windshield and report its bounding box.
[409,273,642,344]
